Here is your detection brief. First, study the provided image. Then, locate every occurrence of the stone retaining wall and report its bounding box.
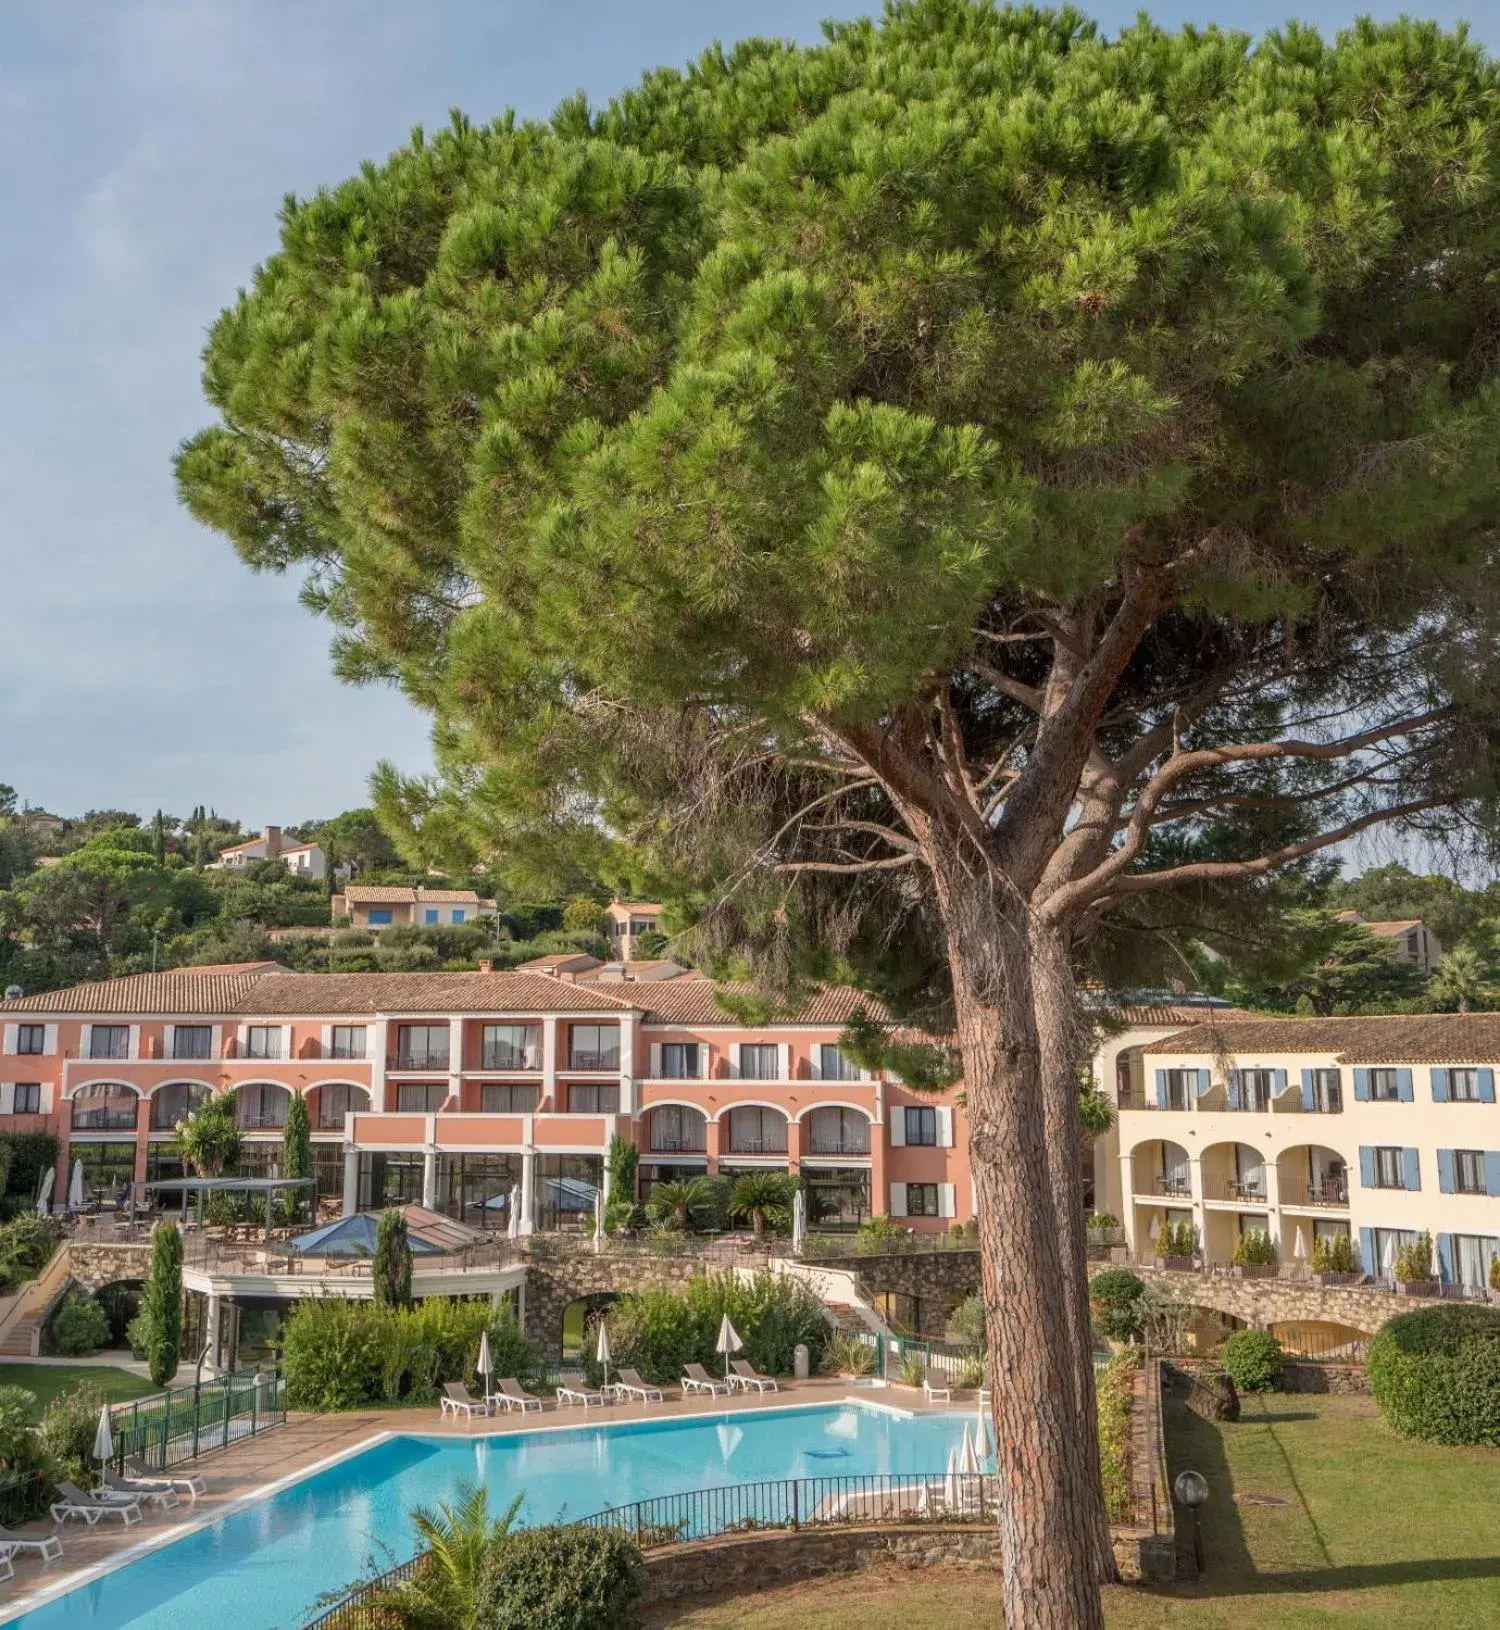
[1281,1360,1369,1395]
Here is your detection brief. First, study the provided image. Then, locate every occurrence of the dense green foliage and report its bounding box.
[724,1172,798,1236]
[587,1270,828,1387]
[282,1092,312,1188]
[363,1484,522,1630]
[1310,1233,1361,1275]
[0,1212,58,1290]
[50,1293,109,1358]
[35,1381,106,1488]
[1368,1306,1500,1445]
[1088,1269,1146,1345]
[135,1223,183,1387]
[1232,1230,1278,1268]
[373,1208,414,1308]
[950,1291,986,1351]
[1395,1231,1436,1285]
[478,1526,644,1630]
[1156,1222,1198,1261]
[280,1300,541,1411]
[1220,1329,1284,1393]
[0,1137,60,1224]
[0,1385,44,1485]
[1095,1346,1137,1520]
[176,1092,241,1178]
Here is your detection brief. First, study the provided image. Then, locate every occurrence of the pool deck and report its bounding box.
[0,1377,969,1622]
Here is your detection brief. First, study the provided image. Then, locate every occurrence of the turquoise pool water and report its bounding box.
[6,1402,980,1629]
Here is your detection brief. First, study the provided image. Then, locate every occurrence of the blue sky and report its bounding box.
[1,1,1493,830]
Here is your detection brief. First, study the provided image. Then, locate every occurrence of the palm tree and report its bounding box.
[176,1090,240,1177]
[726,1173,798,1238]
[1430,944,1491,1013]
[644,1176,716,1232]
[366,1483,520,1630]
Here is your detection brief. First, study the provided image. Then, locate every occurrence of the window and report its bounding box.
[568,1025,619,1070]
[1450,1069,1482,1103]
[726,1105,787,1154]
[245,1026,283,1061]
[904,1106,938,1146]
[905,1183,940,1217]
[1370,1069,1401,1102]
[329,1025,367,1060]
[11,1084,40,1114]
[89,1026,129,1060]
[1455,1149,1487,1195]
[648,1105,706,1152]
[482,1025,534,1070]
[1453,1235,1499,1291]
[397,1025,449,1070]
[818,1044,860,1081]
[1374,1146,1406,1188]
[1159,1144,1191,1196]
[1231,1070,1274,1111]
[739,1044,778,1080]
[70,1082,137,1130]
[151,1082,207,1129]
[425,908,439,925]
[16,1025,45,1056]
[396,1081,448,1113]
[809,1107,869,1155]
[661,1043,700,1079]
[480,1082,540,1113]
[317,1083,369,1128]
[1162,1070,1195,1111]
[172,1025,212,1060]
[237,1083,290,1128]
[368,909,393,926]
[451,910,465,925]
[1372,1227,1417,1278]
[630,918,655,935]
[1310,1069,1342,1113]
[566,1082,619,1114]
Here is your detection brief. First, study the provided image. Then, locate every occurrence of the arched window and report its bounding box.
[151,1082,210,1130]
[70,1082,137,1131]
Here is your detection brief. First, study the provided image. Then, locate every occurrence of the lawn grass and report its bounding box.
[0,1363,157,1418]
[647,1392,1500,1629]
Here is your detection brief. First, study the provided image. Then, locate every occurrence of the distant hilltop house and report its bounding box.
[516,950,695,985]
[1335,911,1444,975]
[333,885,497,930]
[210,825,327,882]
[605,900,666,962]
[21,811,64,840]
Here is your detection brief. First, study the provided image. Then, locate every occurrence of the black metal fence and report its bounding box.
[581,1471,995,1544]
[0,1471,49,1529]
[303,1554,425,1630]
[109,1368,286,1471]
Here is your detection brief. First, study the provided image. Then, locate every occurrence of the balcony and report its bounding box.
[567,1051,619,1072]
[1137,1175,1191,1200]
[394,1052,450,1072]
[1222,1179,1267,1205]
[807,1134,870,1157]
[236,1110,289,1131]
[71,1110,138,1132]
[725,1137,788,1156]
[648,1135,708,1155]
[480,1049,533,1071]
[1301,1180,1349,1208]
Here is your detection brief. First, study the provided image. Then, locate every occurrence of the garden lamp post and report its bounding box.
[1174,1469,1209,1577]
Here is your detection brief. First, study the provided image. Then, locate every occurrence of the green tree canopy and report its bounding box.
[178,10,1500,1622]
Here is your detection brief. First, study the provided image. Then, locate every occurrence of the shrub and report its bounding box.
[1491,1255,1500,1293]
[898,1349,926,1388]
[479,1525,644,1630]
[957,1352,986,1389]
[51,1293,109,1357]
[855,1214,907,1252]
[1232,1230,1278,1267]
[949,1292,986,1352]
[1395,1231,1435,1285]
[0,1213,58,1278]
[373,1209,414,1308]
[820,1332,874,1377]
[1088,1269,1146,1344]
[1095,1346,1137,1520]
[36,1382,106,1488]
[1220,1329,1284,1392]
[1311,1233,1361,1275]
[1367,1305,1500,1444]
[1157,1221,1198,1260]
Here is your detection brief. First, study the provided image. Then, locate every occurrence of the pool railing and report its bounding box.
[108,1367,287,1472]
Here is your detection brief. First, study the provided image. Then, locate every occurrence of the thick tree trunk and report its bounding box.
[1033,923,1116,1584]
[934,865,1106,1630]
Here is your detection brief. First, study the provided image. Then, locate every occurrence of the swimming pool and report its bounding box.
[4,1401,980,1629]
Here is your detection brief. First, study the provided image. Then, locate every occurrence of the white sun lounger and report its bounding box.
[555,1385,606,1409]
[440,1382,492,1419]
[613,1368,664,1402]
[96,1472,179,1511]
[51,1483,142,1526]
[125,1458,206,1499]
[729,1360,778,1394]
[682,1363,731,1397]
[0,1526,62,1564]
[922,1368,952,1403]
[491,1378,544,1413]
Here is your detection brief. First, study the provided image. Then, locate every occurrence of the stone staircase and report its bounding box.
[0,1242,74,1358]
[766,1257,894,1339]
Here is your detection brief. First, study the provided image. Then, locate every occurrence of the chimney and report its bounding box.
[264,824,282,857]
[478,959,495,974]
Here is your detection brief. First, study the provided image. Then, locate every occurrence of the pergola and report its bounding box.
[131,1176,317,1242]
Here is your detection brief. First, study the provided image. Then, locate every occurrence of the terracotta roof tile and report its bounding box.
[639,981,889,1028]
[1108,1004,1252,1028]
[1141,1012,1500,1064]
[0,964,282,1015]
[231,970,635,1016]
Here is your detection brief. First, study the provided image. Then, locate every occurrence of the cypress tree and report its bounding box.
[139,1222,183,1387]
[372,1208,412,1308]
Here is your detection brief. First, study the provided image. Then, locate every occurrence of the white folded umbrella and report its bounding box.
[506,1183,521,1241]
[716,1314,743,1380]
[477,1330,493,1393]
[36,1168,54,1218]
[92,1404,114,1465]
[68,1159,85,1210]
[596,1319,612,1392]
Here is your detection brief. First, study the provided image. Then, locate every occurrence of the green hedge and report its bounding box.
[480,1527,643,1630]
[281,1300,543,1411]
[1220,1329,1283,1392]
[1367,1305,1500,1445]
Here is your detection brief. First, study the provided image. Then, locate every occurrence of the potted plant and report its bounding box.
[1394,1231,1439,1297]
[1310,1233,1363,1287]
[1155,1220,1198,1272]
[1231,1229,1279,1279]
[1491,1253,1500,1307]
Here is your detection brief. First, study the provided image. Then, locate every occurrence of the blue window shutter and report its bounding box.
[1354,1068,1371,1102]
[1437,1149,1455,1193]
[1436,1234,1455,1285]
[1431,1067,1449,1103]
[1358,1147,1376,1188]
[1274,1069,1287,1098]
[1155,1069,1167,1110]
[1481,1068,1496,1104]
[1359,1227,1375,1274]
[1486,1152,1500,1197]
[1301,1069,1315,1110]
[1403,1148,1421,1191]
[1198,1068,1212,1098]
[1397,1068,1414,1103]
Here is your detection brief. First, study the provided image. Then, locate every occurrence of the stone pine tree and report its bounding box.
[372,1208,413,1308]
[178,10,1500,1624]
[138,1222,183,1387]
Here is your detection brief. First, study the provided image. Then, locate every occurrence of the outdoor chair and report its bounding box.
[682,1363,732,1397]
[922,1368,952,1403]
[439,1382,492,1420]
[98,1470,180,1511]
[124,1458,205,1499]
[0,1525,62,1563]
[0,1545,13,1583]
[554,1384,606,1409]
[492,1378,543,1413]
[729,1360,778,1394]
[613,1368,664,1403]
[51,1483,142,1526]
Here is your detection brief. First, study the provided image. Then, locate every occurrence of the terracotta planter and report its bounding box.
[1156,1255,1195,1272]
[1396,1279,1439,1297]
[1311,1272,1360,1288]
